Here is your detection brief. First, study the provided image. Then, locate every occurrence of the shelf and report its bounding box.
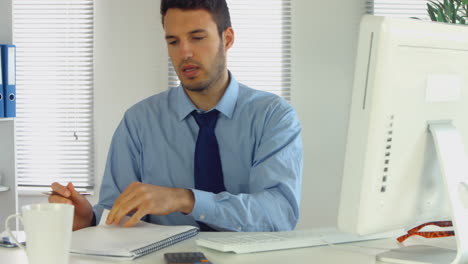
[0,185,10,192]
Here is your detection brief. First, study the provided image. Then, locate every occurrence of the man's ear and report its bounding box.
[223,27,235,51]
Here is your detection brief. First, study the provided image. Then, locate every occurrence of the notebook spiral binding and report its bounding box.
[132,228,199,258]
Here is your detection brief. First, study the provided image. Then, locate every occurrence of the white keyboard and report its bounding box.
[195,227,398,254]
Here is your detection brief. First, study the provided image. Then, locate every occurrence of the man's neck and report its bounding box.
[186,71,230,111]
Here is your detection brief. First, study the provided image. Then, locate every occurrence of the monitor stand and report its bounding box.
[377,122,468,264]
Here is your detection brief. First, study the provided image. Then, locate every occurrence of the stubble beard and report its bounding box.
[178,43,226,93]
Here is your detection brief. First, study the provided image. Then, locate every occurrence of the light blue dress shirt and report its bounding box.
[94,73,303,231]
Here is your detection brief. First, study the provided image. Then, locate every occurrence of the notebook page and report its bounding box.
[71,209,197,259]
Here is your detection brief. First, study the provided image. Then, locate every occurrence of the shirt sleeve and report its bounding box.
[190,101,303,232]
[93,112,142,224]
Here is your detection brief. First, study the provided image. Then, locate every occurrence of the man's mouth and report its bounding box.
[181,65,200,78]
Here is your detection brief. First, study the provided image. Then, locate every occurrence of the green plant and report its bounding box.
[427,0,468,24]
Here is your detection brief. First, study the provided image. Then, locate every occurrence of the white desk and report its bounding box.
[0,233,456,264]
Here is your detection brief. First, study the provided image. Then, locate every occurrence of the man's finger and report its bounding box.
[67,182,85,202]
[51,182,71,198]
[107,199,125,225]
[109,194,140,226]
[106,184,139,225]
[112,182,139,209]
[122,209,146,228]
[48,194,73,205]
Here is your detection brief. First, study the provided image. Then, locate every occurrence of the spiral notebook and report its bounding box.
[71,209,199,260]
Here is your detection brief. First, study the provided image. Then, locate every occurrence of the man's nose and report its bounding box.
[179,40,193,60]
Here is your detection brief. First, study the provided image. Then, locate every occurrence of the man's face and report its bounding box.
[164,8,227,92]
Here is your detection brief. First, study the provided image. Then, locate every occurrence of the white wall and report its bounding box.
[293,1,367,228]
[0,0,12,44]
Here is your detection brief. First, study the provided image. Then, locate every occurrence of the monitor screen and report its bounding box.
[337,15,468,262]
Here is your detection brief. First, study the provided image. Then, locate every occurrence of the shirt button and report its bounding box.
[199,214,206,220]
[237,226,242,231]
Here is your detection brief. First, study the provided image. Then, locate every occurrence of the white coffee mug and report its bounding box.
[5,203,74,264]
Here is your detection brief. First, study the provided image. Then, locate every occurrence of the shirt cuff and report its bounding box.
[92,204,107,226]
[90,212,97,226]
[190,189,216,223]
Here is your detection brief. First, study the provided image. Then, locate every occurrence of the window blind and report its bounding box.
[368,0,429,19]
[13,0,94,192]
[168,0,292,101]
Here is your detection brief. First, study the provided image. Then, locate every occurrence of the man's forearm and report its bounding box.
[190,187,299,232]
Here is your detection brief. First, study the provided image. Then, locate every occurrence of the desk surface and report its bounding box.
[0,232,456,264]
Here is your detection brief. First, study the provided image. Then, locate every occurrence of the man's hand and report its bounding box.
[48,182,94,231]
[106,182,195,227]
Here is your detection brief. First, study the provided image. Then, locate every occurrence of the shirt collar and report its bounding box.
[177,71,239,121]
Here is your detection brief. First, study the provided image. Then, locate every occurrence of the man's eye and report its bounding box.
[168,40,177,45]
[193,37,205,41]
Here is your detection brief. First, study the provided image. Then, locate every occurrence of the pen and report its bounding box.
[42,191,92,196]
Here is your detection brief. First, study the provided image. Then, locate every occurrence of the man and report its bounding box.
[49,0,302,232]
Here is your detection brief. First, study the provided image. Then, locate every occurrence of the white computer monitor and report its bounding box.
[338,15,468,263]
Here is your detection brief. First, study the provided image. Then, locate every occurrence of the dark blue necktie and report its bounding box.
[192,109,226,193]
[192,110,225,231]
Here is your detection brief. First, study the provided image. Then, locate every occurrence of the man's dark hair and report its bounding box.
[160,0,231,36]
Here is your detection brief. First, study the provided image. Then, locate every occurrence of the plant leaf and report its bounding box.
[433,0,447,21]
[437,8,448,22]
[427,3,439,21]
[426,0,468,24]
[451,0,458,23]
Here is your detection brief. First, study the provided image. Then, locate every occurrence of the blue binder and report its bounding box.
[1,44,16,118]
[0,45,4,118]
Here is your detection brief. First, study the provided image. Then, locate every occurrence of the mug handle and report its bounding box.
[5,214,26,251]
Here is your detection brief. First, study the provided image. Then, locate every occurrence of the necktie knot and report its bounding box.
[192,110,219,129]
